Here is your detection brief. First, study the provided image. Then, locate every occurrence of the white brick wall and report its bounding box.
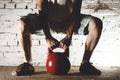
[0,0,120,66]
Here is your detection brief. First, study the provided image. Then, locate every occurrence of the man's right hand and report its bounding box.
[46,36,60,50]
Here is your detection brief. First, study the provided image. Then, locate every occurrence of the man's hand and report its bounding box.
[46,36,60,50]
[59,36,72,51]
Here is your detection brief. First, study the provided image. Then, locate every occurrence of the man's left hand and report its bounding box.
[59,36,72,51]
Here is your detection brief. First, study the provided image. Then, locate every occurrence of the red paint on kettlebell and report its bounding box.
[46,48,71,75]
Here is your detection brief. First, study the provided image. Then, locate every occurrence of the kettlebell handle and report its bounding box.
[48,48,69,57]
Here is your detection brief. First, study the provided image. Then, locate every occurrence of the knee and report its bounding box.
[93,17,103,32]
[18,18,28,34]
[92,17,103,33]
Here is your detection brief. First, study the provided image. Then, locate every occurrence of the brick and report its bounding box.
[7,40,18,46]
[0,39,18,47]
[0,0,11,2]
[27,2,36,9]
[31,35,42,40]
[0,33,17,42]
[0,46,20,53]
[0,15,19,21]
[21,0,33,3]
[16,2,27,9]
[0,40,7,46]
[12,0,34,3]
[12,0,22,3]
[0,9,34,17]
[32,40,41,46]
[0,22,18,33]
[5,2,15,9]
[0,52,23,66]
[0,52,4,58]
[0,9,12,15]
[12,0,33,3]
[40,38,47,46]
[0,3,5,9]
[107,2,120,9]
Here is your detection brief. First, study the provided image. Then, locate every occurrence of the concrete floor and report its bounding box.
[0,66,120,80]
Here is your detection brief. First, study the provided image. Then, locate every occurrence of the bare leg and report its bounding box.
[12,0,45,76]
[17,0,44,63]
[12,20,35,76]
[79,17,103,75]
[18,20,32,63]
[82,17,103,63]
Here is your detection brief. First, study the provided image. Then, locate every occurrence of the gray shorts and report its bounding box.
[20,13,92,35]
[78,15,91,35]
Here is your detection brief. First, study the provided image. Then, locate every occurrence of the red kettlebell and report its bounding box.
[46,48,71,75]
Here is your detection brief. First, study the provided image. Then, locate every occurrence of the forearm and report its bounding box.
[36,0,48,14]
[66,24,74,39]
[60,23,74,49]
[43,25,52,39]
[36,0,51,38]
[66,0,82,38]
[36,0,43,11]
[72,0,82,15]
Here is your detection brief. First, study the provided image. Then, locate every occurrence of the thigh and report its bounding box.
[20,13,43,34]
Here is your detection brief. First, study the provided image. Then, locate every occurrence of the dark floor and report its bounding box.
[0,66,120,80]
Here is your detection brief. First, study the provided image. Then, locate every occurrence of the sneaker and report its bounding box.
[12,62,35,76]
[79,62,101,75]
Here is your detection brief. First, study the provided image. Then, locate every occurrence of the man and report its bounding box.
[13,0,103,76]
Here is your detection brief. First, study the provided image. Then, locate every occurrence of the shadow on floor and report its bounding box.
[34,71,47,75]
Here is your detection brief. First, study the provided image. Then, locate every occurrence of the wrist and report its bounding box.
[65,35,72,40]
[66,31,73,39]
